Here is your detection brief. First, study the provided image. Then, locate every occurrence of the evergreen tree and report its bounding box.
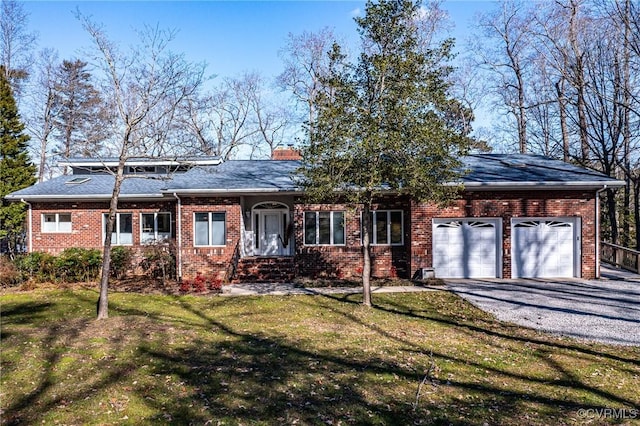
[300,0,473,306]
[53,59,108,169]
[0,66,36,256]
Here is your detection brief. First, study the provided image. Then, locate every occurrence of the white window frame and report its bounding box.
[193,212,226,247]
[41,213,72,233]
[303,211,346,246]
[363,210,404,246]
[140,212,172,243]
[102,213,133,246]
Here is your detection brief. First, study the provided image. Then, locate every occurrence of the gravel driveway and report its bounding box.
[445,266,640,346]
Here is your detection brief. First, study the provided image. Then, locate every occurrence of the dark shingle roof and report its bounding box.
[167,160,300,193]
[461,154,622,188]
[5,154,624,201]
[6,174,169,201]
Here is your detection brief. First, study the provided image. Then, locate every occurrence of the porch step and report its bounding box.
[232,256,296,283]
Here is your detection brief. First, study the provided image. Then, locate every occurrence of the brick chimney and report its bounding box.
[272,145,302,160]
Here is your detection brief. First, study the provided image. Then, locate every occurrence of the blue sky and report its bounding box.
[24,1,491,82]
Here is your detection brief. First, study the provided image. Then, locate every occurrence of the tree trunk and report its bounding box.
[556,79,570,162]
[634,178,640,250]
[606,189,619,245]
[361,201,372,307]
[97,158,126,319]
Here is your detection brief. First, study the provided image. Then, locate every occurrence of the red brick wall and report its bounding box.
[28,189,598,281]
[410,190,597,279]
[30,201,177,254]
[178,197,241,281]
[294,197,412,279]
[294,190,597,280]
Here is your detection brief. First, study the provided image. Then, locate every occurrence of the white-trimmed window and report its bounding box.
[42,213,72,233]
[141,212,171,243]
[103,213,133,245]
[194,212,226,246]
[304,211,345,245]
[364,210,404,245]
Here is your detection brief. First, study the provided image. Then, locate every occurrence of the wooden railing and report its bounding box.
[601,242,640,273]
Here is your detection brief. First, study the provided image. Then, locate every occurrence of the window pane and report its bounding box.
[157,213,171,233]
[375,212,388,244]
[58,214,72,233]
[119,214,133,244]
[42,214,56,232]
[304,212,316,245]
[141,214,154,232]
[390,211,403,244]
[333,212,345,245]
[195,213,209,246]
[318,212,331,244]
[211,213,226,245]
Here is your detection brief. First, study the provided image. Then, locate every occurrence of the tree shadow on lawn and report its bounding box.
[0,301,52,339]
[113,295,639,424]
[309,293,640,405]
[2,291,639,425]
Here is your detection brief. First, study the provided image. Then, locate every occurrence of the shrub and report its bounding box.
[0,256,20,287]
[178,274,222,293]
[14,252,56,282]
[140,240,176,284]
[54,248,102,282]
[110,246,133,279]
[192,274,207,292]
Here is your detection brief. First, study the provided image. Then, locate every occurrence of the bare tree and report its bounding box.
[277,27,336,135]
[179,72,289,159]
[0,0,37,95]
[24,48,58,182]
[79,17,205,319]
[472,0,534,153]
[248,75,291,158]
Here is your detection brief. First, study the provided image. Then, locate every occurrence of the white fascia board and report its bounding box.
[452,180,626,190]
[5,194,166,202]
[59,158,222,168]
[164,189,302,196]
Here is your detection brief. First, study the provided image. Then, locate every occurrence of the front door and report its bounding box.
[260,211,283,255]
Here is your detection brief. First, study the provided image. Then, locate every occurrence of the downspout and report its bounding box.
[173,193,183,280]
[21,199,32,253]
[595,185,608,279]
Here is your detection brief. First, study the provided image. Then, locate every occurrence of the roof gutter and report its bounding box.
[5,194,167,202]
[163,189,303,196]
[21,199,32,253]
[173,193,183,281]
[595,185,609,279]
[453,180,626,190]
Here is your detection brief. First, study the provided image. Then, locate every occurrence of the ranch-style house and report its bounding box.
[5,147,625,282]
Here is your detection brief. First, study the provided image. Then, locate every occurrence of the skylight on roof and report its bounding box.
[65,177,91,185]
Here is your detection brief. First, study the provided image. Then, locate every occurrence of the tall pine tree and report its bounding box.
[0,65,36,256]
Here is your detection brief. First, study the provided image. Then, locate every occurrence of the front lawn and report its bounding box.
[1,289,638,425]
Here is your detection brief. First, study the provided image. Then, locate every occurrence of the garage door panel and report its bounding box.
[512,219,578,278]
[433,219,500,278]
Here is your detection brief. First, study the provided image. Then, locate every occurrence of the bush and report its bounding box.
[140,240,176,284]
[54,248,102,282]
[0,256,20,287]
[110,246,133,279]
[178,274,222,293]
[14,252,56,282]
[12,249,102,284]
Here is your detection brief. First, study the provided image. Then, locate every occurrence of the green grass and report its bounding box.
[1,288,639,425]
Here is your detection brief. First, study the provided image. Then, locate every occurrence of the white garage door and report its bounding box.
[432,219,501,278]
[511,218,580,278]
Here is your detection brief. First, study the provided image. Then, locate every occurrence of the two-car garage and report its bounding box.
[432,217,580,279]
